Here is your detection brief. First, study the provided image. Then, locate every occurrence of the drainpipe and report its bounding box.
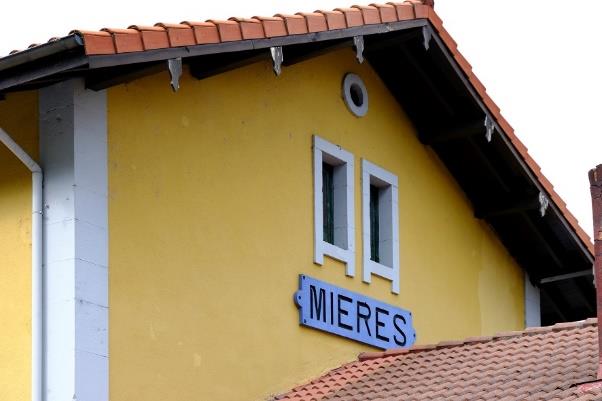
[588,165,602,379]
[0,128,43,401]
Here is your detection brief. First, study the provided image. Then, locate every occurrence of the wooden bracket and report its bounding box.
[484,115,495,142]
[353,36,365,64]
[270,46,283,76]
[167,58,182,92]
[538,192,550,217]
[422,26,432,51]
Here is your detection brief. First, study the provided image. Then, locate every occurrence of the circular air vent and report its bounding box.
[342,73,368,117]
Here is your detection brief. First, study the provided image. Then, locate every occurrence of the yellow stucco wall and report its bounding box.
[0,91,37,401]
[108,49,524,401]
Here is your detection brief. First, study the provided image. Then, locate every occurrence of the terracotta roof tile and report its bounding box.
[387,2,416,20]
[453,51,473,74]
[228,18,265,40]
[275,14,309,35]
[181,21,220,44]
[253,16,288,38]
[275,320,602,400]
[70,30,115,55]
[352,5,382,24]
[369,4,398,22]
[128,25,170,50]
[412,2,430,18]
[316,10,347,30]
[425,3,442,26]
[296,12,328,33]
[208,20,243,42]
[101,28,143,53]
[335,7,366,27]
[154,23,196,47]
[482,91,501,115]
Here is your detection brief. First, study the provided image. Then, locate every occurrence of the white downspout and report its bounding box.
[0,128,43,401]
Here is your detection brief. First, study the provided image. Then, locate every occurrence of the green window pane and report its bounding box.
[322,163,335,245]
[370,185,380,263]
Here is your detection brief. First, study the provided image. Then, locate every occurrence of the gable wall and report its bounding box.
[107,48,524,401]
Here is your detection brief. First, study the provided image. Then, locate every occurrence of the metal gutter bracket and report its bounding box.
[422,26,432,51]
[271,46,283,76]
[539,191,550,217]
[167,57,182,92]
[353,36,365,64]
[484,115,495,142]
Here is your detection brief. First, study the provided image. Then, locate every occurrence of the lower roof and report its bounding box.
[274,319,602,401]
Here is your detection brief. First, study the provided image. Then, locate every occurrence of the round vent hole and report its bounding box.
[342,73,368,117]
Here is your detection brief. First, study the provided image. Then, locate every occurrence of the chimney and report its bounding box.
[588,165,602,379]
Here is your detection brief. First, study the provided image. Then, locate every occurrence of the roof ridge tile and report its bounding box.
[128,25,164,31]
[207,19,243,42]
[228,17,265,40]
[435,340,465,348]
[125,25,169,50]
[386,2,416,20]
[274,14,309,35]
[334,7,366,26]
[101,28,143,53]
[492,330,524,340]
[253,16,288,38]
[352,5,382,25]
[295,12,328,33]
[181,21,220,45]
[357,318,599,362]
[157,23,196,47]
[368,4,398,23]
[314,10,347,30]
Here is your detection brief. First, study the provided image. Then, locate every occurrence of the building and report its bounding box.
[0,1,596,400]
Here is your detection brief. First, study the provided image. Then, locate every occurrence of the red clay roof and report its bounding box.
[66,2,434,56]
[274,319,602,400]
[3,0,594,255]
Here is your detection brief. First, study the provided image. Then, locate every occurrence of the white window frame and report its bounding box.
[313,135,355,277]
[362,159,400,294]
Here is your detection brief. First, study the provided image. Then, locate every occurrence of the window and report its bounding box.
[322,163,335,245]
[369,184,380,263]
[362,159,399,294]
[313,135,355,276]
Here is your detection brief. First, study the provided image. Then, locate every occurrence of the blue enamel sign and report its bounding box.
[294,275,416,349]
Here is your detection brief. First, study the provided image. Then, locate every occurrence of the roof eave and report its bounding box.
[0,34,84,73]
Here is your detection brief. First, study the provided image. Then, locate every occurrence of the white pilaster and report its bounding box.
[40,79,108,401]
[525,272,541,327]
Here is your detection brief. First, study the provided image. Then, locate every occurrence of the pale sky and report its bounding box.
[1,0,600,235]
